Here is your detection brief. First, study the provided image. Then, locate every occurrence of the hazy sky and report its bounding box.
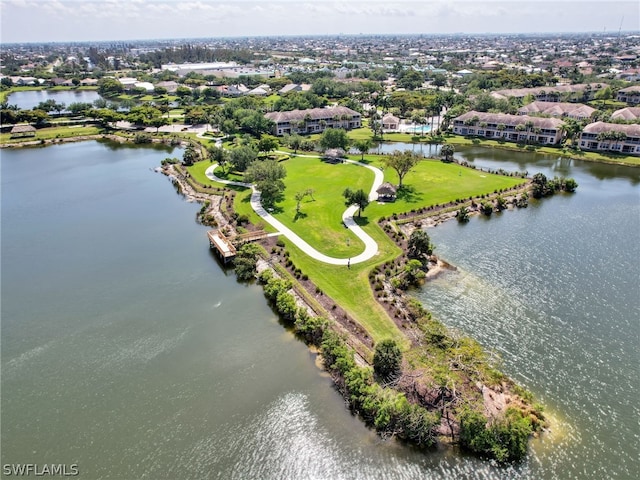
[1,0,639,43]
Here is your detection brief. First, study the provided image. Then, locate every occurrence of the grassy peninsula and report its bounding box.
[183,143,546,462]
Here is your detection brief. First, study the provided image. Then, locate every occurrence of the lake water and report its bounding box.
[6,89,103,110]
[1,141,638,479]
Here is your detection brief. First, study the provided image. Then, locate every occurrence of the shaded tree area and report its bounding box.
[531,172,578,198]
[319,127,350,150]
[382,150,421,187]
[244,159,287,208]
[272,91,327,112]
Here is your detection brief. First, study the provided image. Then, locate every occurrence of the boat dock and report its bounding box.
[207,230,237,264]
[207,229,270,263]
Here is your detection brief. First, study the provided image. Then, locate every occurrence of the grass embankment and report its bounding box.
[0,125,103,144]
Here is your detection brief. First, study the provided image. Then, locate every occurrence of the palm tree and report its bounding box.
[354,139,373,160]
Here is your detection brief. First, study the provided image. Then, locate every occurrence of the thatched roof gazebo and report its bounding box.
[376,182,397,201]
[10,124,37,138]
[322,148,345,163]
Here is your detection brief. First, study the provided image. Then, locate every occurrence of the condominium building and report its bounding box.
[616,86,640,105]
[452,111,564,144]
[518,101,596,120]
[265,106,361,136]
[579,122,640,155]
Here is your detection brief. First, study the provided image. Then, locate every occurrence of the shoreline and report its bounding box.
[1,130,638,168]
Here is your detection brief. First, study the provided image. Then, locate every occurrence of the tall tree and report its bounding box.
[207,145,230,172]
[182,144,199,166]
[382,150,421,187]
[229,145,258,172]
[373,339,402,381]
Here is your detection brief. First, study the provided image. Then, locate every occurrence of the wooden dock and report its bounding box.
[207,230,237,264]
[207,229,271,263]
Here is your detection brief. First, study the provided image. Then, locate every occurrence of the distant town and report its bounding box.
[1,32,639,156]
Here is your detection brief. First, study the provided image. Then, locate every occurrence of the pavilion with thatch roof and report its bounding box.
[376,182,397,202]
[322,148,345,163]
[10,124,37,138]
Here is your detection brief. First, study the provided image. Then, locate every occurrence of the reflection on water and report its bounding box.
[7,89,103,111]
[416,160,640,479]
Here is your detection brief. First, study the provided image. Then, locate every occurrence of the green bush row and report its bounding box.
[321,329,440,447]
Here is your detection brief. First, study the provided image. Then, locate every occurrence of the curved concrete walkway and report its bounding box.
[205,156,384,265]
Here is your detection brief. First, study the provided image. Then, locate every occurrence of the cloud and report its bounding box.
[1,0,639,42]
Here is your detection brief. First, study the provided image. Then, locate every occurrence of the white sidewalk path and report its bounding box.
[204,156,384,265]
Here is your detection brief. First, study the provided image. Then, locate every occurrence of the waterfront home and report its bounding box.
[578,122,640,156]
[265,106,361,136]
[452,111,564,144]
[616,86,640,105]
[610,107,640,121]
[518,101,596,120]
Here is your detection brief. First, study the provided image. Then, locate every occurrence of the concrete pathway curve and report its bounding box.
[204,155,384,265]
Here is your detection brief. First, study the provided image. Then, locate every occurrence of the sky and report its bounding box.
[1,0,639,44]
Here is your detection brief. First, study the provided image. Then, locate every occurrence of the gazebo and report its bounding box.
[10,124,37,138]
[376,182,397,201]
[322,148,345,163]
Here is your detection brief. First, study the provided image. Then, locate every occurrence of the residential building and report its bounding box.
[382,113,400,130]
[610,107,640,121]
[518,101,596,120]
[452,111,564,144]
[578,122,640,156]
[265,106,361,136]
[278,83,312,94]
[616,86,640,105]
[491,83,605,103]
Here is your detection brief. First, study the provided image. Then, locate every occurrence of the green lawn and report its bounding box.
[272,156,373,257]
[368,157,525,218]
[280,230,405,346]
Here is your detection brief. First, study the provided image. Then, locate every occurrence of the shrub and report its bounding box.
[234,243,261,281]
[373,339,402,381]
